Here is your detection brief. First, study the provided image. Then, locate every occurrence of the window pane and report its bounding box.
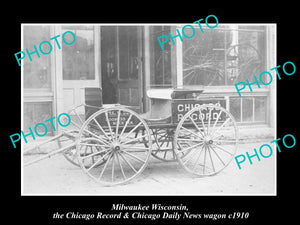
[255,96,267,121]
[183,27,230,86]
[182,25,266,86]
[242,98,253,122]
[228,26,265,84]
[23,26,51,89]
[23,102,53,136]
[229,97,241,122]
[62,27,94,80]
[151,26,172,87]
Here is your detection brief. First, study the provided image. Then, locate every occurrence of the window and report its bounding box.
[23,26,52,89]
[182,25,266,86]
[23,102,53,136]
[229,96,267,123]
[150,26,172,87]
[62,26,95,80]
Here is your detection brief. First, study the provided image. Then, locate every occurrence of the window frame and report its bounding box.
[176,24,267,88]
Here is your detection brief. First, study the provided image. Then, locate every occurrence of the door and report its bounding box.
[101,26,143,112]
[62,26,100,114]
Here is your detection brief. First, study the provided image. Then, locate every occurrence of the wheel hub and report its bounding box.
[203,136,213,145]
[111,142,121,152]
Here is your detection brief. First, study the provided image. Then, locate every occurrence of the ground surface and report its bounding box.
[22,137,276,195]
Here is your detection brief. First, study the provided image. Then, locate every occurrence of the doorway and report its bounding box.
[101,26,143,112]
[62,26,100,114]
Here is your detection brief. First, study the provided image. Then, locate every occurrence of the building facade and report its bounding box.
[22,24,276,134]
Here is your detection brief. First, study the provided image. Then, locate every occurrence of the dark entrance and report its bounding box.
[101,26,143,112]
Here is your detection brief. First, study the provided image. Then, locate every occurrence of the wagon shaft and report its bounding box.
[24,142,76,167]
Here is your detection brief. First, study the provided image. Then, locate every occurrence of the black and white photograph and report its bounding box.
[20,23,277,195]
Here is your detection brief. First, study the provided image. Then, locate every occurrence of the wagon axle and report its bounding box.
[111,143,121,152]
[203,136,214,145]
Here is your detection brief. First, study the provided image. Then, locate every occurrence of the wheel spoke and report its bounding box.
[70,120,82,130]
[115,110,121,141]
[214,139,237,144]
[192,145,205,171]
[211,143,233,156]
[111,153,115,182]
[120,149,146,164]
[188,115,205,138]
[118,152,137,173]
[93,118,111,141]
[82,129,109,146]
[86,150,111,172]
[123,146,150,151]
[119,122,143,143]
[79,142,109,148]
[74,109,84,125]
[177,138,204,143]
[80,146,109,160]
[182,147,199,165]
[163,148,168,159]
[207,145,215,173]
[98,153,113,180]
[115,152,126,180]
[184,70,195,79]
[203,146,207,174]
[180,126,203,139]
[212,110,222,130]
[198,108,207,135]
[211,118,231,139]
[105,112,114,140]
[119,114,133,140]
[178,142,203,155]
[208,145,225,166]
[121,134,148,145]
[207,108,212,136]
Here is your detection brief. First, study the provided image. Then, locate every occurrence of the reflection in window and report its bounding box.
[62,26,95,80]
[182,25,265,86]
[23,26,51,89]
[150,26,172,87]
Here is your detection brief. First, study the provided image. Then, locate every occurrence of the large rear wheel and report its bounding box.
[174,104,238,176]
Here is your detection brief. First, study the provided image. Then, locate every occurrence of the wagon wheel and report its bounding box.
[150,128,177,162]
[76,107,152,185]
[61,104,102,166]
[174,105,238,176]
